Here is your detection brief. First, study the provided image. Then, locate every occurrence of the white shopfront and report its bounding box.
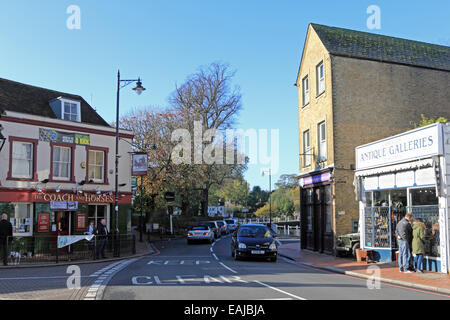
[354,123,450,273]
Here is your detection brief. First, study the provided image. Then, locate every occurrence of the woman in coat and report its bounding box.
[412,218,426,273]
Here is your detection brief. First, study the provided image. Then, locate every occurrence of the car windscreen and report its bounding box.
[216,222,224,226]
[192,226,208,230]
[225,220,235,224]
[237,226,272,238]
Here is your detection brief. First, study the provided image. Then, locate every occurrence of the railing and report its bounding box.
[5,233,136,266]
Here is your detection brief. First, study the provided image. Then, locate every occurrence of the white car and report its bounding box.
[187,225,215,244]
[225,218,239,232]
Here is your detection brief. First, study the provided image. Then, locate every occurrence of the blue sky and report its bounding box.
[1,0,449,190]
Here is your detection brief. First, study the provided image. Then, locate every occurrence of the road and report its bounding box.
[101,234,450,300]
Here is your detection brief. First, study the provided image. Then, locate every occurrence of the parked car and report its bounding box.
[335,232,360,257]
[225,218,239,232]
[231,224,278,262]
[203,221,221,238]
[187,225,215,244]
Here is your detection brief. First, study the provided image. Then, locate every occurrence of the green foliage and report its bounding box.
[415,114,448,128]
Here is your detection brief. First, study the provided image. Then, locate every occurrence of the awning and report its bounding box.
[355,158,433,177]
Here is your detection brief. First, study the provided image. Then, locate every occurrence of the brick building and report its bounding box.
[296,23,450,254]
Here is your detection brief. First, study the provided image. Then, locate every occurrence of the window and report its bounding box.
[318,121,326,162]
[303,130,311,167]
[62,101,81,122]
[88,205,106,227]
[325,186,332,233]
[12,142,33,179]
[316,61,325,95]
[302,75,309,106]
[12,203,32,236]
[88,150,105,183]
[52,146,71,180]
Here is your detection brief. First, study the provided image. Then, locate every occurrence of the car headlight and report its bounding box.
[238,243,247,249]
[269,243,277,251]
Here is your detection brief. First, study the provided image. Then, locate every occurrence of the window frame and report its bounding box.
[12,202,33,237]
[60,98,81,122]
[318,121,327,162]
[316,61,325,96]
[85,146,109,185]
[302,75,310,107]
[303,130,311,167]
[7,136,39,182]
[49,142,76,183]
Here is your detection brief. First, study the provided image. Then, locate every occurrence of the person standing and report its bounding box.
[395,213,414,273]
[0,214,13,266]
[412,218,426,273]
[95,219,109,259]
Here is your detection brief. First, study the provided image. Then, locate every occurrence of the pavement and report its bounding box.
[0,229,157,269]
[277,238,450,295]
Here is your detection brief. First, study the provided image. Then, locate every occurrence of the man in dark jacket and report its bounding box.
[0,214,13,266]
[395,213,413,273]
[95,219,109,259]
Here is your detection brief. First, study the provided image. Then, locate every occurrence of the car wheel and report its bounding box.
[352,242,360,258]
[187,240,191,245]
[270,256,277,262]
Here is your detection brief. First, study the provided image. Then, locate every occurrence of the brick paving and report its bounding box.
[278,239,450,295]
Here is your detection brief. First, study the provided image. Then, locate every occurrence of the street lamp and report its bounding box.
[261,168,272,227]
[115,70,146,255]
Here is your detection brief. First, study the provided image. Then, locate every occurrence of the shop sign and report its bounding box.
[34,193,115,204]
[299,172,331,187]
[356,123,443,170]
[37,213,50,233]
[39,128,90,146]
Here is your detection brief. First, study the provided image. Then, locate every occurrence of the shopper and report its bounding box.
[95,219,109,259]
[412,218,426,273]
[395,213,414,273]
[0,214,13,266]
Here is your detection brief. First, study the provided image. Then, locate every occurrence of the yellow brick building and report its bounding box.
[296,24,450,254]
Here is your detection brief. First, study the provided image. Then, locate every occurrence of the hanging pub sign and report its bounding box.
[132,152,148,176]
[39,128,90,146]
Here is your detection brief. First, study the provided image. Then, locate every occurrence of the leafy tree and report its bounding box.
[415,114,448,128]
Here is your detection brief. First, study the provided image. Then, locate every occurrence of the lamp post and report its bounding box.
[261,168,272,227]
[115,71,146,255]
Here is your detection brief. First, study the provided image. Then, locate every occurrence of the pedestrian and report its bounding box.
[412,218,426,273]
[395,212,414,273]
[0,213,13,266]
[95,219,109,259]
[85,220,95,255]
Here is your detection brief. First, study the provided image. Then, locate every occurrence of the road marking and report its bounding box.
[219,262,237,274]
[253,280,306,300]
[210,247,213,252]
[212,253,219,261]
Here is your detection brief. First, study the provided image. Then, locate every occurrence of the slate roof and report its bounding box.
[311,24,450,72]
[0,77,110,127]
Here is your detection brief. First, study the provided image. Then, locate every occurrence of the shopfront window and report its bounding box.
[88,205,107,227]
[12,203,32,235]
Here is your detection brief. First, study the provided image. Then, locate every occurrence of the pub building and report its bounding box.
[0,77,134,244]
[354,123,450,273]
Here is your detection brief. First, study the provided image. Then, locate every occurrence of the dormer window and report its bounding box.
[49,97,81,122]
[63,101,80,121]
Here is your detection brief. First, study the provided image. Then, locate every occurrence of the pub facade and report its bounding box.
[0,77,134,241]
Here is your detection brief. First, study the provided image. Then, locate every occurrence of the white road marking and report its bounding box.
[219,262,237,274]
[212,253,219,261]
[253,280,307,300]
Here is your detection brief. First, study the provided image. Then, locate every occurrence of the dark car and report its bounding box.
[335,233,360,257]
[231,224,278,262]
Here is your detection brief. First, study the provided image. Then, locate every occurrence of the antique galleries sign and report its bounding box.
[356,123,443,170]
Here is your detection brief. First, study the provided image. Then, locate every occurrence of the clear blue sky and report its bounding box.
[1,0,449,190]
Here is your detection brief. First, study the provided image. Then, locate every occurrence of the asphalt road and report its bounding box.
[101,234,450,300]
